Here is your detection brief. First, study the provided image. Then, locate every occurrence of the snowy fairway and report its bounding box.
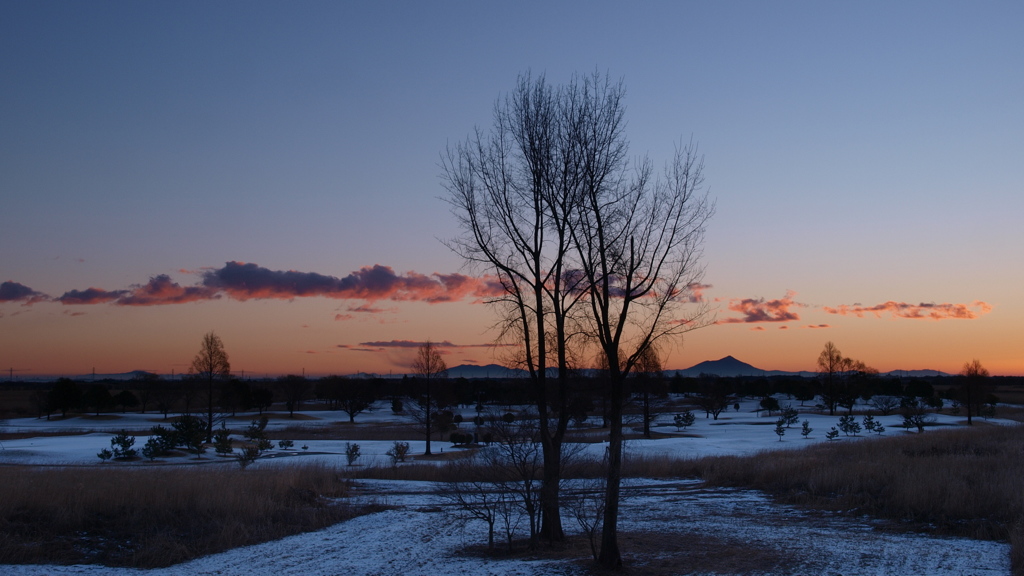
[0,399,1016,575]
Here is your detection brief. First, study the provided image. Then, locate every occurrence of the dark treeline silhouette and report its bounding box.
[3,371,1018,423]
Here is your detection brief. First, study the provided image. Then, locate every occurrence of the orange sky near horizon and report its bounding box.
[2,277,1019,378]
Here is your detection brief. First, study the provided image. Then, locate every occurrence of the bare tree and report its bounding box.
[959,359,990,425]
[410,340,447,455]
[633,344,666,438]
[190,331,230,443]
[445,72,713,565]
[817,342,876,415]
[817,341,843,416]
[573,130,714,567]
[443,73,591,541]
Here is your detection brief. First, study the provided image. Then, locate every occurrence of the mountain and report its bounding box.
[71,370,158,382]
[880,369,951,377]
[447,364,531,379]
[671,356,817,378]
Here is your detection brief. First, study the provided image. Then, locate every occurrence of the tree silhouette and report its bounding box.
[410,340,447,455]
[959,359,990,425]
[190,331,230,443]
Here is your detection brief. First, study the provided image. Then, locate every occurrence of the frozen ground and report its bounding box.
[0,398,1015,575]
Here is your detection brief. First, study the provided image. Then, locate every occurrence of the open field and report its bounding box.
[0,395,1020,575]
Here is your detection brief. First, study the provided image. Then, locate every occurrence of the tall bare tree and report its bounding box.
[190,331,230,442]
[572,126,714,567]
[444,73,590,541]
[411,340,448,455]
[446,72,713,564]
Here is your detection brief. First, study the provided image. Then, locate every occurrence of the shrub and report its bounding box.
[825,427,839,441]
[759,396,780,416]
[213,428,234,456]
[450,431,473,445]
[801,420,812,439]
[149,425,177,453]
[236,446,261,469]
[673,410,695,431]
[781,406,800,428]
[386,441,410,466]
[838,415,861,436]
[141,438,162,460]
[141,426,177,460]
[173,415,207,458]
[773,418,785,441]
[244,416,269,444]
[278,439,295,449]
[110,430,137,459]
[345,442,361,466]
[97,448,113,461]
[862,415,884,435]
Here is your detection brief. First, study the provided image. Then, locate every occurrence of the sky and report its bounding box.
[1,1,1022,378]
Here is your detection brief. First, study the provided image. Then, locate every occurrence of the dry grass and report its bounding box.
[687,423,1024,571]
[0,463,377,568]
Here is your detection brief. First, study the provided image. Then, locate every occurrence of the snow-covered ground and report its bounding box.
[0,398,1015,575]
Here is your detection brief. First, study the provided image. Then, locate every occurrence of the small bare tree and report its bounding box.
[959,359,990,425]
[440,414,546,551]
[633,344,666,438]
[190,331,230,443]
[410,340,448,455]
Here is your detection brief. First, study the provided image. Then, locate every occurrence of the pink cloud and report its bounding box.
[686,283,713,303]
[718,290,804,324]
[1,281,50,305]
[202,262,502,303]
[52,262,504,308]
[823,300,992,320]
[58,287,126,305]
[116,275,217,306]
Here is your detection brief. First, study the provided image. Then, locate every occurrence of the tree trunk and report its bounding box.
[598,376,625,568]
[539,437,564,541]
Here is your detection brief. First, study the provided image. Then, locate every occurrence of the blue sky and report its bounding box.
[2,1,1022,376]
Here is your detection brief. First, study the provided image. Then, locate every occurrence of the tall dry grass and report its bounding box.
[691,424,1024,551]
[0,463,372,568]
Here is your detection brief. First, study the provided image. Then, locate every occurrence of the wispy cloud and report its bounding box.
[0,281,49,305]
[718,290,804,324]
[823,301,992,320]
[358,339,505,349]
